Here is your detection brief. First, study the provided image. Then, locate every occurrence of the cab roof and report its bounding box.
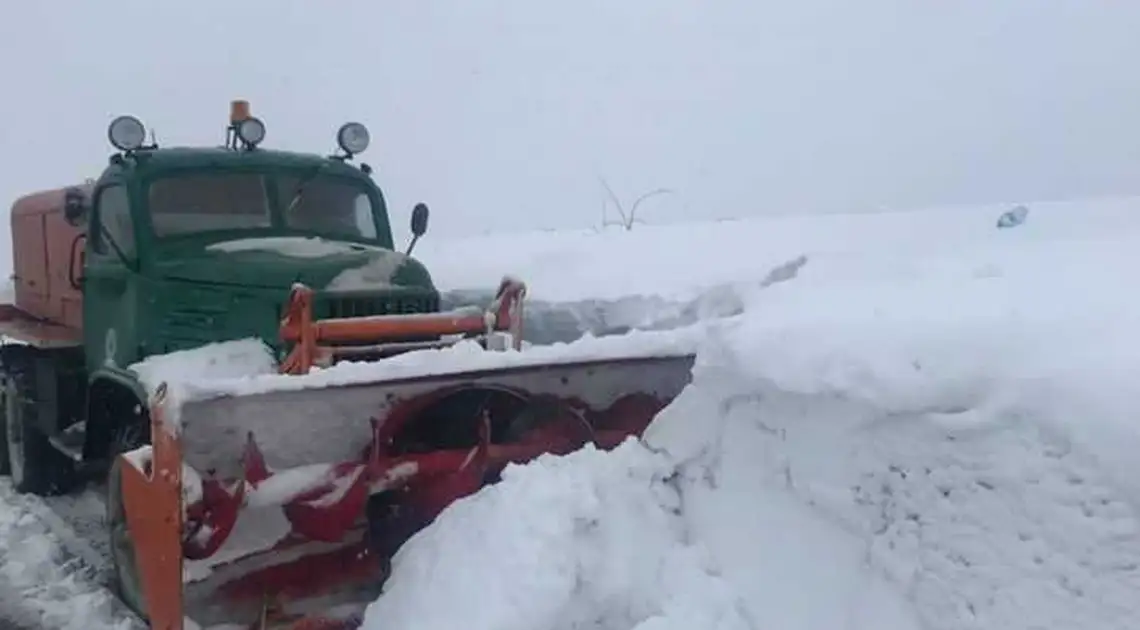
[100,146,369,180]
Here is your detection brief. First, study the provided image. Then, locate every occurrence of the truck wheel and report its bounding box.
[1,373,76,496]
[106,455,149,620]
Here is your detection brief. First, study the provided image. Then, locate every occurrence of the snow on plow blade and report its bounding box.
[112,279,696,629]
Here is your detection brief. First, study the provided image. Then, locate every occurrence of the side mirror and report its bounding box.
[405,202,430,256]
[410,202,430,237]
[63,187,90,227]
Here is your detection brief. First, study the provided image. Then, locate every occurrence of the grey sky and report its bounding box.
[1,0,1138,250]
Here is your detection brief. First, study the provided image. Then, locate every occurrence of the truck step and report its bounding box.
[48,422,87,463]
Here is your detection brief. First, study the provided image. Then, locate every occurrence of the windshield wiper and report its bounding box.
[285,164,328,216]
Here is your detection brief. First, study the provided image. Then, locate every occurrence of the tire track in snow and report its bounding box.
[0,482,138,630]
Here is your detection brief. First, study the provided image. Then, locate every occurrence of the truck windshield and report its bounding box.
[275,173,378,240]
[149,173,271,237]
[147,172,378,240]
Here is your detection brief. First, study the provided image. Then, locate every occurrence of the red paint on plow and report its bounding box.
[216,541,384,614]
[182,387,640,563]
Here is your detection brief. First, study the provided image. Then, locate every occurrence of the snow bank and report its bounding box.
[645,313,1140,630]
[361,307,1140,630]
[356,333,924,630]
[416,196,1140,303]
[360,197,1140,630]
[363,440,751,630]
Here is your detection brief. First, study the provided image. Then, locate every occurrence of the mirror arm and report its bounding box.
[405,234,421,257]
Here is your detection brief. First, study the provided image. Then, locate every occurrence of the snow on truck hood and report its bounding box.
[205,236,384,259]
[192,236,412,291]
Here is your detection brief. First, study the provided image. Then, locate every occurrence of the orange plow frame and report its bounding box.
[114,276,694,629]
[118,384,184,630]
[279,276,527,375]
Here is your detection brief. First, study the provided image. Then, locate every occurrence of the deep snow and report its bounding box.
[359,197,1140,630]
[2,196,1140,629]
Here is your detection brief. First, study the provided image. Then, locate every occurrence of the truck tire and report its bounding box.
[1,370,77,496]
[0,379,9,477]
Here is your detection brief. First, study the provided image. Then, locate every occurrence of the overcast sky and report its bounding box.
[1,0,1139,246]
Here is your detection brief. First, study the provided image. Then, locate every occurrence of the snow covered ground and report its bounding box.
[371,197,1140,630]
[3,196,1140,629]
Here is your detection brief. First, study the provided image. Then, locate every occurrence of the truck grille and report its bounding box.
[321,293,439,319]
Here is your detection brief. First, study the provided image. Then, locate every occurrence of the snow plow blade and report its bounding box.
[111,277,697,630]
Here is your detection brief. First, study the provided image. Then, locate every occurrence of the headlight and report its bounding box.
[337,122,370,155]
[237,116,266,147]
[108,115,146,151]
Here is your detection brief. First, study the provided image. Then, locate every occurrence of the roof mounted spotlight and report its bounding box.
[335,122,370,160]
[236,116,266,148]
[108,115,147,152]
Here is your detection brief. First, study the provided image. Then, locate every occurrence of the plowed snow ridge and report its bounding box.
[363,199,1140,630]
[361,316,1140,630]
[3,197,1140,630]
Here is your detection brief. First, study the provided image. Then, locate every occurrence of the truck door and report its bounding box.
[83,184,139,371]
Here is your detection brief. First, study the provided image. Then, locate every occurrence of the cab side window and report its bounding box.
[92,185,135,259]
[354,193,377,239]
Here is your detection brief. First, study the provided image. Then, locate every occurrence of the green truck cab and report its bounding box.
[0,102,437,495]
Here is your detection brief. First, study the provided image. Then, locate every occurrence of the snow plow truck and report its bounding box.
[0,101,696,630]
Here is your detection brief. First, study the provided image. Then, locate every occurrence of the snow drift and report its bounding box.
[362,309,1140,630]
[642,313,1140,630]
[364,439,752,630]
[360,199,1140,630]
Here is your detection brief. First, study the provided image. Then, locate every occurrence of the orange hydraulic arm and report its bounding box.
[279,276,527,375]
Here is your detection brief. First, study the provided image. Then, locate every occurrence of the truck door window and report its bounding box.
[149,173,271,236]
[92,185,135,259]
